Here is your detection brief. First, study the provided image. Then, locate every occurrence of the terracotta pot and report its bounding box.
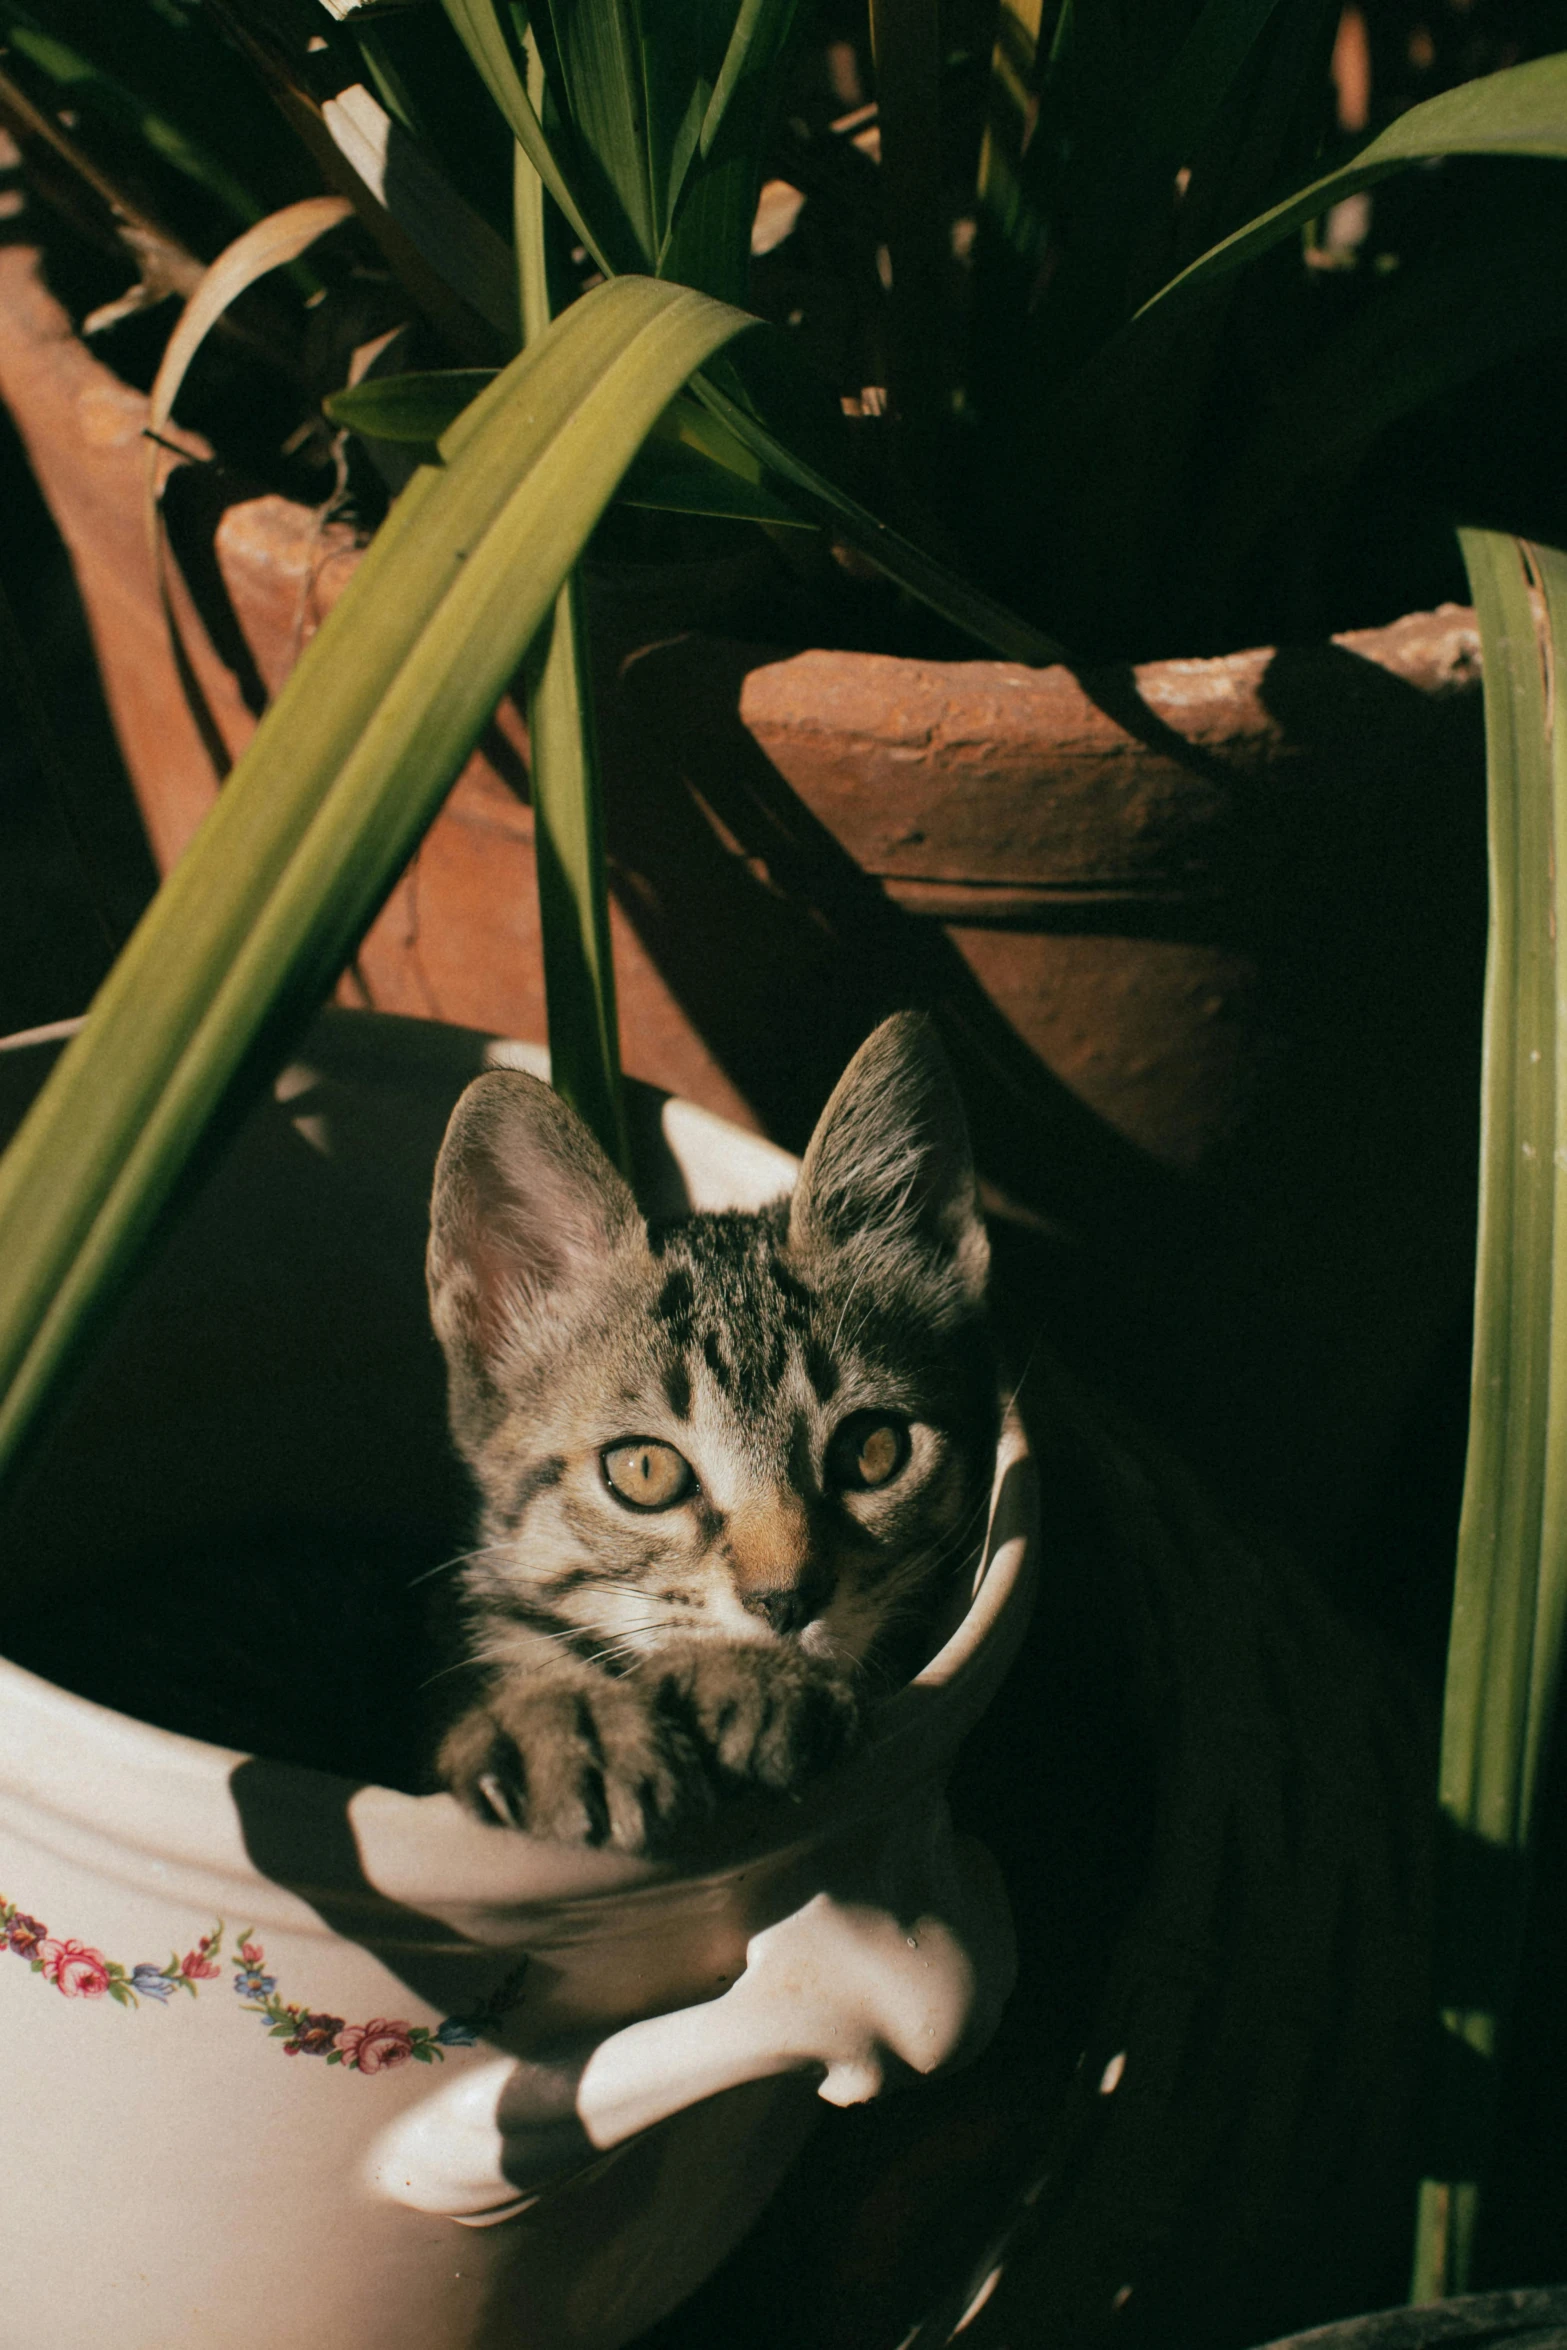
[0,1007,1034,2350]
[0,231,1487,1553]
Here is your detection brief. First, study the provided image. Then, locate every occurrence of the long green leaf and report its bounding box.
[513,129,628,1173]
[1411,528,1567,2300]
[0,8,266,228]
[326,369,811,525]
[658,0,802,299]
[325,369,498,443]
[439,0,618,274]
[523,568,629,1169]
[1137,51,1567,321]
[619,431,811,525]
[698,0,797,169]
[0,274,754,1492]
[330,355,1063,656]
[976,0,1047,268]
[1200,209,1567,574]
[1135,0,1290,169]
[438,0,1059,658]
[143,196,355,782]
[319,80,517,337]
[525,1,656,270]
[688,371,1067,663]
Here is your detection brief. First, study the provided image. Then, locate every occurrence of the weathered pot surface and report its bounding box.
[1244,2286,1567,2350]
[0,1009,1034,2350]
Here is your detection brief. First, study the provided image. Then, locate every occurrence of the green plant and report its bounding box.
[3,6,1567,2319]
[1410,528,1567,2302]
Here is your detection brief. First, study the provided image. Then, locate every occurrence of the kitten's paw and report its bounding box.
[653,1642,861,1798]
[438,1676,711,1852]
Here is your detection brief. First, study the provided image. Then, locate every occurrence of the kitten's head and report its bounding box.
[426,1015,997,1680]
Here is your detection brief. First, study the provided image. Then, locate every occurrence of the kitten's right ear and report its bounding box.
[789,1012,989,1315]
[427,1072,640,1436]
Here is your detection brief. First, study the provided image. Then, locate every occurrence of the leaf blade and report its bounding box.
[1411,527,1567,2299]
[0,273,755,1486]
[1137,52,1567,321]
[324,368,498,443]
[514,130,628,1171]
[688,371,1067,663]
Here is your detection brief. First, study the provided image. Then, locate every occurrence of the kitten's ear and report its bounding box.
[428,1071,641,1432]
[788,1013,989,1310]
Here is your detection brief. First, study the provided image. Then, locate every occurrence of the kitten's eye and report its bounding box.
[828,1412,911,1493]
[601,1439,694,1511]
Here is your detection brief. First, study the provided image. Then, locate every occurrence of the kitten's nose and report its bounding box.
[728,1491,830,1634]
[740,1585,817,1637]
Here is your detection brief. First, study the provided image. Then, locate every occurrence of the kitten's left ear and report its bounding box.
[428,1070,642,1446]
[788,1013,989,1311]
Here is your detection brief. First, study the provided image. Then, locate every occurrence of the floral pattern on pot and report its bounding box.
[0,1896,527,2072]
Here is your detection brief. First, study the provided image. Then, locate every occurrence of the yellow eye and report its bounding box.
[828,1413,911,1493]
[602,1439,694,1511]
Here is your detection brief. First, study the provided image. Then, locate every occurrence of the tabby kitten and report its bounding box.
[426,1012,998,1851]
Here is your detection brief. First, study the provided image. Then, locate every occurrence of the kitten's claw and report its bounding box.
[438,1678,711,1852]
[475,1770,522,1828]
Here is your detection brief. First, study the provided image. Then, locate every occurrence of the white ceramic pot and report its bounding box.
[0,1011,1036,2350]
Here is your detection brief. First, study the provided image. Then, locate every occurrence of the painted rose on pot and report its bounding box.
[336,2019,418,2075]
[39,1940,110,1998]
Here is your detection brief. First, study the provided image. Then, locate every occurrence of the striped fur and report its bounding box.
[426,1014,997,1851]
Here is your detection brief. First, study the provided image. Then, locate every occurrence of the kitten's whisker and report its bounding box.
[1002,1335,1046,1415]
[409,1541,510,1588]
[417,1655,481,1694]
[582,1635,663,1671]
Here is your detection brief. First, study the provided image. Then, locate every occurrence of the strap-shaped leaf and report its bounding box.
[438,0,1060,659]
[1138,51,1567,320]
[144,194,354,778]
[325,367,497,442]
[147,194,353,478]
[328,369,810,524]
[0,273,755,1489]
[512,129,628,1174]
[439,0,617,274]
[1200,206,1567,573]
[658,0,803,298]
[328,360,1064,659]
[1135,0,1290,168]
[319,81,516,336]
[0,8,266,228]
[688,371,1067,664]
[1411,529,1567,2299]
